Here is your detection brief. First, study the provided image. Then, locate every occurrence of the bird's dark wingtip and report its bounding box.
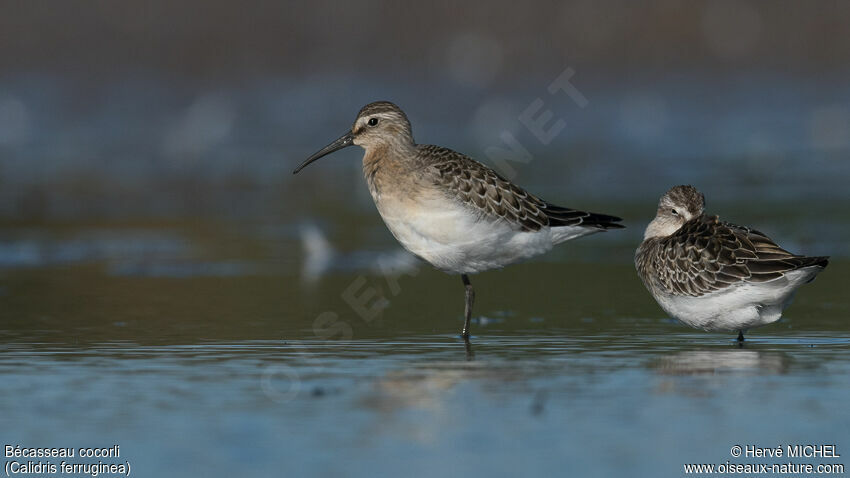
[587,213,625,230]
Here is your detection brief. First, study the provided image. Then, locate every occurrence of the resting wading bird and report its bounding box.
[635,185,828,342]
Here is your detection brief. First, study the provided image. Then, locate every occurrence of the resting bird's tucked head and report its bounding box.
[644,185,706,239]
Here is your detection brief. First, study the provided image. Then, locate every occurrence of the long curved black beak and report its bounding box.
[292,131,355,174]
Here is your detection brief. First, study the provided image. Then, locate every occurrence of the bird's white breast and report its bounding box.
[371,191,569,274]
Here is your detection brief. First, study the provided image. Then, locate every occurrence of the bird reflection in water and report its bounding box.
[655,349,789,376]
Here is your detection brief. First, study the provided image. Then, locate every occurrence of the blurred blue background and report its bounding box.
[2,2,849,477]
[1,0,848,223]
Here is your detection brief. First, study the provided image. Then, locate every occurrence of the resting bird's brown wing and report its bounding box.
[421,144,623,232]
[636,214,829,297]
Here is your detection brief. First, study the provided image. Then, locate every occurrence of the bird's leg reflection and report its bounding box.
[737,330,745,347]
[463,336,474,361]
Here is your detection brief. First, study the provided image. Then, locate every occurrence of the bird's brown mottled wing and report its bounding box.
[421,145,622,232]
[637,214,829,297]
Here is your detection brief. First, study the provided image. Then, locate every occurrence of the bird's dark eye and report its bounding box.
[671,209,679,216]
[367,118,378,126]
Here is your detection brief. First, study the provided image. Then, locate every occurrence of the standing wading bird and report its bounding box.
[293,101,624,339]
[635,185,829,342]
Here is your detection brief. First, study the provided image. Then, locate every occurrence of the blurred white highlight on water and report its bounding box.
[300,223,335,282]
[299,223,417,283]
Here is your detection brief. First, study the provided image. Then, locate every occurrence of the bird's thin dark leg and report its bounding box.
[461,274,475,340]
[737,330,745,343]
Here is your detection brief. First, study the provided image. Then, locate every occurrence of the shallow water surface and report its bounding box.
[0,215,848,476]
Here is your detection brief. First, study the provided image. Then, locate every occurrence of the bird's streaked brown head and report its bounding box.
[351,101,413,147]
[292,101,414,174]
[644,185,706,239]
[660,185,705,218]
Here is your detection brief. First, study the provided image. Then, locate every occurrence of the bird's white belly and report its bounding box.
[373,194,560,274]
[653,268,819,331]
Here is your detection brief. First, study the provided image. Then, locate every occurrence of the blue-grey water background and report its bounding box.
[1,2,849,476]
